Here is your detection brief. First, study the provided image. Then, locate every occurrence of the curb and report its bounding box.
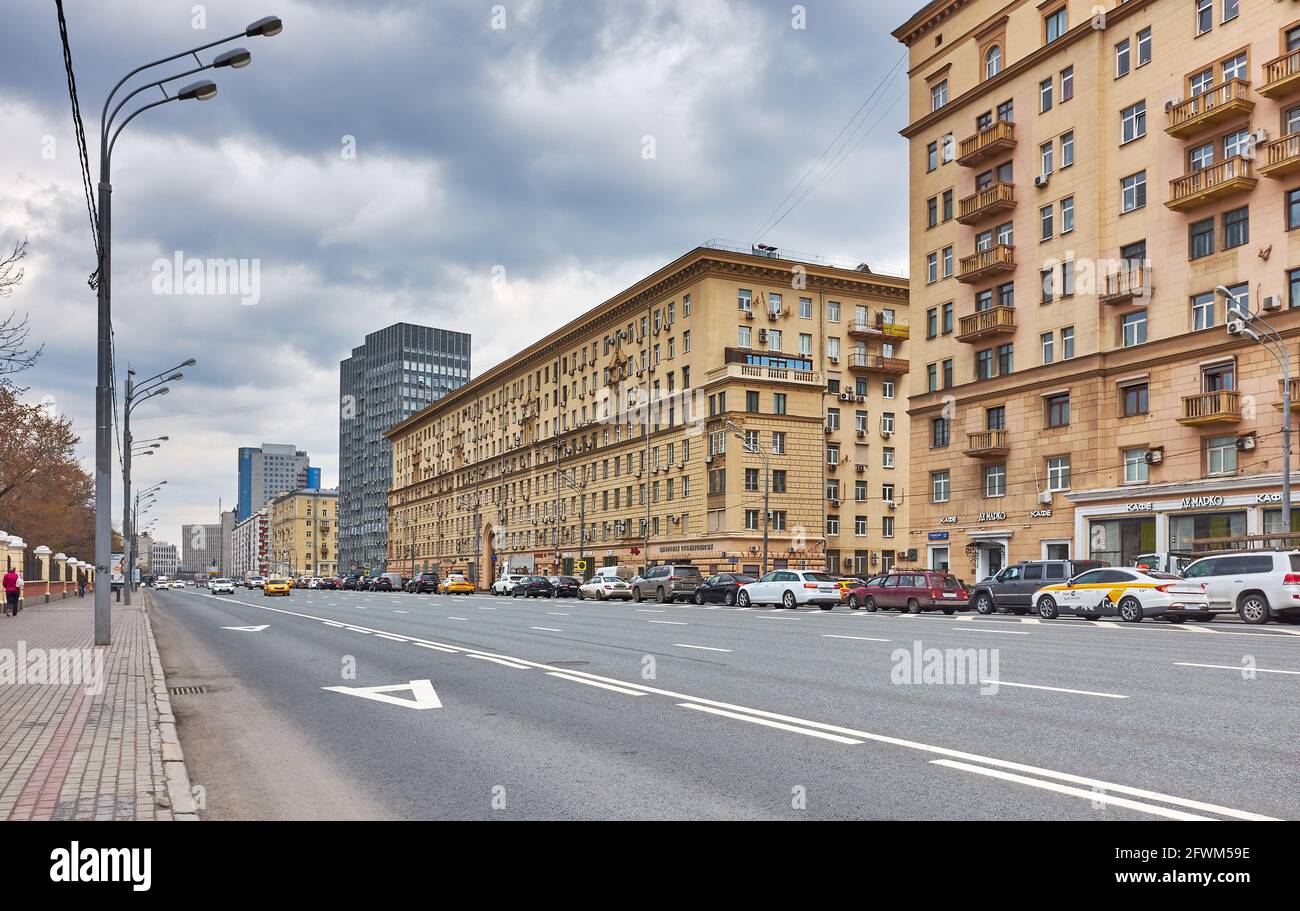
[141,591,200,821]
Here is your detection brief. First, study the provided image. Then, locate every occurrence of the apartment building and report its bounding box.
[180,523,222,576]
[231,510,269,581]
[149,541,179,577]
[895,0,1299,577]
[268,488,339,578]
[386,242,910,585]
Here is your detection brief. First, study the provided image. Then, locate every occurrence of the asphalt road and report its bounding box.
[148,585,1300,821]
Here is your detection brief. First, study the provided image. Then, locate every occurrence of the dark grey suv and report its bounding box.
[968,560,1104,615]
[631,564,704,603]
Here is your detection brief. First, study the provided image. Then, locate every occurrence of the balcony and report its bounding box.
[1258,132,1300,179]
[847,353,909,375]
[957,182,1015,225]
[964,430,1010,458]
[1167,156,1257,212]
[847,317,910,341]
[956,306,1017,343]
[1260,48,1300,99]
[1276,378,1300,411]
[957,121,1015,167]
[1165,79,1254,139]
[1098,265,1152,306]
[1177,390,1241,426]
[957,244,1015,284]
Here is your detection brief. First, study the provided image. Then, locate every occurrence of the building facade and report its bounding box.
[180,523,222,575]
[895,0,1299,577]
[219,509,236,577]
[268,488,339,577]
[339,323,471,575]
[231,510,269,580]
[236,443,314,521]
[386,243,910,585]
[149,541,179,577]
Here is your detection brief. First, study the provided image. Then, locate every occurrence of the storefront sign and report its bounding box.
[977,512,1006,522]
[938,516,958,524]
[1126,503,1154,512]
[1030,509,1053,519]
[655,543,720,555]
[1181,496,1225,509]
[927,532,949,541]
[1257,493,1284,504]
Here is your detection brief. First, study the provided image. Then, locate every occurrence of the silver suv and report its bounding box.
[631,564,703,603]
[1181,550,1300,624]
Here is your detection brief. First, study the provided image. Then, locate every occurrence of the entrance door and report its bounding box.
[977,542,1005,579]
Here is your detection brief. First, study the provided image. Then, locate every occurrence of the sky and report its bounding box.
[0,0,913,548]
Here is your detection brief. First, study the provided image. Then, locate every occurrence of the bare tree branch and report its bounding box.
[0,237,27,296]
[0,238,42,374]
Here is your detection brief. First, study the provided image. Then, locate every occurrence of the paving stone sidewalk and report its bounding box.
[0,592,196,820]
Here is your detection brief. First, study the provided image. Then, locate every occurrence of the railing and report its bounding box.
[958,120,1015,161]
[1281,377,1300,406]
[965,430,1009,453]
[1262,48,1300,91]
[1169,155,1254,205]
[1167,78,1251,132]
[1265,132,1300,170]
[848,353,908,373]
[849,319,910,338]
[1100,265,1151,302]
[1180,390,1240,423]
[958,243,1014,279]
[958,306,1016,339]
[958,181,1014,220]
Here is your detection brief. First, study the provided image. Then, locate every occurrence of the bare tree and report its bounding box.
[0,238,42,374]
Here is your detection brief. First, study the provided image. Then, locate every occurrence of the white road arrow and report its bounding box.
[222,624,270,632]
[321,679,443,710]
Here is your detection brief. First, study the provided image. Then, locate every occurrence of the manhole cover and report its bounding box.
[169,686,207,696]
[546,660,590,669]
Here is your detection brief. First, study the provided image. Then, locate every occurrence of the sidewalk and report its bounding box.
[0,591,196,820]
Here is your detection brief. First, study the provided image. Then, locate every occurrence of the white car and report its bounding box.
[491,574,526,596]
[1181,550,1300,624]
[579,574,632,601]
[210,578,235,594]
[1033,567,1210,623]
[736,570,841,610]
[247,576,266,590]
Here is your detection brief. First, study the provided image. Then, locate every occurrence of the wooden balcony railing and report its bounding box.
[957,182,1016,224]
[1259,132,1300,179]
[1167,155,1256,212]
[1166,78,1254,138]
[847,353,909,374]
[1099,265,1152,305]
[1260,48,1300,99]
[1178,390,1241,426]
[1278,377,1300,412]
[957,120,1016,166]
[956,306,1016,343]
[964,430,1010,458]
[957,244,1015,283]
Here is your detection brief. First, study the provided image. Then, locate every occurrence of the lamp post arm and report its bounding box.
[108,96,179,163]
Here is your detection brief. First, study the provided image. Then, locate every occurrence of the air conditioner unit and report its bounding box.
[824,425,834,434]
[1037,490,1053,505]
[1251,127,1269,145]
[831,498,841,507]
[1164,97,1182,112]
[856,430,867,439]
[1145,447,1164,465]
[1236,435,1257,452]
[855,464,866,473]
[885,499,898,510]
[758,329,768,343]
[744,311,755,320]
[1263,294,1283,312]
[830,356,840,365]
[839,392,851,401]
[704,455,714,464]
[671,515,680,523]
[855,395,866,403]
[881,430,893,439]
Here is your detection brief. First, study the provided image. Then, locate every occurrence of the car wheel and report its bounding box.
[782,590,797,610]
[724,591,736,607]
[865,597,877,612]
[906,599,921,614]
[1238,594,1270,625]
[657,587,667,604]
[694,592,705,605]
[737,590,751,608]
[847,594,861,610]
[633,587,643,603]
[1082,614,1102,621]
[1037,596,1059,620]
[1118,597,1144,623]
[975,594,996,615]
[819,602,834,611]
[942,607,956,615]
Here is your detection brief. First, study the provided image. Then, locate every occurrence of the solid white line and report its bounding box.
[347,628,371,635]
[467,654,530,670]
[477,607,496,610]
[982,680,1128,699]
[322,621,345,628]
[393,610,409,614]
[929,760,1211,821]
[1175,662,1300,676]
[546,612,570,616]
[648,620,687,625]
[546,672,644,695]
[374,633,408,642]
[530,626,563,632]
[823,634,892,642]
[754,615,800,621]
[447,616,469,621]
[412,642,458,654]
[673,644,733,652]
[636,609,665,613]
[953,627,1029,635]
[678,703,863,745]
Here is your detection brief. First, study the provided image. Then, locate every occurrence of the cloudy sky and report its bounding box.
[1,0,911,548]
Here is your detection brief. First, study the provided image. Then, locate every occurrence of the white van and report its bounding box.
[1181,550,1300,624]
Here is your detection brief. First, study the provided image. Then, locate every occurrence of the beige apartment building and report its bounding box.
[386,243,910,585]
[267,488,339,578]
[895,0,1299,577]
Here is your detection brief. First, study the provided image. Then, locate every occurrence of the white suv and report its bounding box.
[491,574,526,596]
[1182,550,1300,624]
[210,578,235,594]
[736,570,841,610]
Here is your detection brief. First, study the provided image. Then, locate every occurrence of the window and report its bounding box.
[1189,217,1215,259]
[942,246,953,278]
[766,329,781,350]
[1121,101,1146,143]
[931,416,950,447]
[997,344,1014,376]
[1047,456,1071,491]
[1121,311,1147,347]
[854,516,867,536]
[1121,172,1146,212]
[799,333,812,356]
[997,282,1014,308]
[1190,67,1213,97]
[1222,0,1238,25]
[1061,196,1074,232]
[1137,28,1151,66]
[984,464,1007,498]
[827,301,840,322]
[1046,392,1070,428]
[826,445,839,466]
[1207,435,1237,475]
[927,252,938,283]
[927,142,938,172]
[1061,66,1074,101]
[942,302,954,334]
[1289,267,1300,309]
[1195,0,1212,35]
[883,447,895,469]
[799,296,813,319]
[773,393,787,415]
[931,471,950,503]
[1061,131,1074,168]
[942,358,953,388]
[1222,52,1247,84]
[738,326,751,348]
[738,288,752,311]
[1122,382,1149,416]
[976,349,994,380]
[1223,206,1248,249]
[1045,7,1067,44]
[1192,290,1216,330]
[882,412,896,435]
[1041,268,1055,303]
[746,390,760,413]
[1116,39,1130,78]
[1040,204,1054,241]
[1124,448,1149,484]
[1042,331,1055,364]
[931,80,948,111]
[985,45,1002,79]
[1040,78,1053,113]
[926,308,938,338]
[987,406,1006,431]
[1061,326,1075,359]
[1040,141,1054,176]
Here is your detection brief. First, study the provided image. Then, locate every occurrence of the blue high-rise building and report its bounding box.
[236,443,314,521]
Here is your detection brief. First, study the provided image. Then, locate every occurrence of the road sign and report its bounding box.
[321,679,443,710]
[574,560,588,572]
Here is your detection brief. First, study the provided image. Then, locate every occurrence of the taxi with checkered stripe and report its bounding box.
[1032,567,1211,623]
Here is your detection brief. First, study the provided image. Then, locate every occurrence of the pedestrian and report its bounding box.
[3,566,20,617]
[77,572,86,598]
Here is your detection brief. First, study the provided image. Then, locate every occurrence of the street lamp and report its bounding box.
[723,418,770,575]
[93,19,280,646]
[1219,285,1292,531]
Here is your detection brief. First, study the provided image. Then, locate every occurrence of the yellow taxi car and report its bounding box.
[263,577,292,597]
[439,574,475,595]
[835,577,866,601]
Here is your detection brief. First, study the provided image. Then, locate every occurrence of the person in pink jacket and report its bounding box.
[2,567,20,617]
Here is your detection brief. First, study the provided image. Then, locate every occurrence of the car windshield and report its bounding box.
[931,573,963,588]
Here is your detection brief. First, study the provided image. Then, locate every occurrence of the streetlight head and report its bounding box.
[160,436,170,441]
[178,80,218,101]
[156,387,170,396]
[181,359,197,368]
[245,15,283,37]
[168,372,184,381]
[213,48,252,69]
[1215,285,1234,299]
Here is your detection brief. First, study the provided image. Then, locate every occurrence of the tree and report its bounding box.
[0,237,42,375]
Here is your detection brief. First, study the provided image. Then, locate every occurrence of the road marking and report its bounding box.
[374,633,408,642]
[678,703,863,745]
[1175,662,1300,676]
[220,624,269,632]
[673,644,733,652]
[546,672,644,695]
[322,621,346,628]
[347,628,371,635]
[530,626,563,632]
[1020,618,1041,625]
[1178,624,1219,633]
[648,620,687,625]
[447,616,469,621]
[321,679,442,710]
[477,607,496,610]
[982,680,1128,699]
[1089,621,1121,629]
[929,760,1209,821]
[467,655,530,670]
[412,642,458,654]
[953,627,1029,636]
[956,615,978,621]
[636,609,666,613]
[546,612,570,616]
[822,634,892,642]
[393,610,409,614]
[754,615,800,621]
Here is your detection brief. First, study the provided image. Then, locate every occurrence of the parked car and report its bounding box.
[1132,552,1197,576]
[319,577,339,590]
[210,578,235,594]
[834,577,866,601]
[263,577,292,597]
[548,576,582,598]
[511,575,554,598]
[578,572,632,600]
[440,574,474,595]
[967,560,1104,615]
[407,572,440,593]
[247,575,266,590]
[1033,567,1210,623]
[737,570,840,610]
[848,570,969,613]
[341,575,361,590]
[631,564,704,603]
[692,573,755,605]
[1181,550,1300,624]
[492,574,527,596]
[370,572,403,592]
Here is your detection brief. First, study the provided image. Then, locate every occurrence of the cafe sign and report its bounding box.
[1126,502,1154,512]
[1030,509,1053,519]
[938,516,958,524]
[1181,496,1225,509]
[977,512,1006,522]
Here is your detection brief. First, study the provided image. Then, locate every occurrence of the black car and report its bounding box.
[407,572,440,593]
[511,575,554,598]
[342,575,362,590]
[320,577,339,590]
[548,576,581,598]
[693,572,756,606]
[371,576,396,592]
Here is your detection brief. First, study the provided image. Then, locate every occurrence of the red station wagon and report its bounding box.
[846,570,970,614]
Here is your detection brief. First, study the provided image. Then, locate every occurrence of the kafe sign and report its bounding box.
[1181,496,1225,509]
